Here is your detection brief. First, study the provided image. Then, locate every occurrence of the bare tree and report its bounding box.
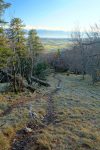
[71,28,86,79]
[85,23,100,83]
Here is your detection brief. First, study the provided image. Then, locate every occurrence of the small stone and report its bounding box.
[25,127,33,133]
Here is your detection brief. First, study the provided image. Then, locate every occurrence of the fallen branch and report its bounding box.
[25,84,35,92]
[31,76,50,87]
[0,69,35,92]
[0,122,6,128]
[0,70,50,93]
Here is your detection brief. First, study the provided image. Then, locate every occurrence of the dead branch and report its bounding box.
[31,76,50,87]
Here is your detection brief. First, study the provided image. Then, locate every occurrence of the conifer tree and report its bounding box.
[27,29,44,78]
[8,18,26,57]
[0,0,11,68]
[7,18,27,91]
[28,29,44,57]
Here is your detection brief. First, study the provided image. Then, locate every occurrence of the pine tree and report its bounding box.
[0,0,11,68]
[27,29,44,78]
[7,18,27,92]
[0,0,10,25]
[28,29,44,57]
[8,18,26,57]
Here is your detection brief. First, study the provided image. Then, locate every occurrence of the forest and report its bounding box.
[0,0,100,150]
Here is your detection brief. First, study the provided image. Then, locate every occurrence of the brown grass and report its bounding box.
[0,73,100,149]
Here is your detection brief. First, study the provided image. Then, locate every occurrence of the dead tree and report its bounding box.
[71,29,86,79]
[86,54,100,83]
[85,23,100,83]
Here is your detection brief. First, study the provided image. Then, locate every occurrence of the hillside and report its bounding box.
[0,1,100,149]
[0,73,100,150]
[41,38,72,52]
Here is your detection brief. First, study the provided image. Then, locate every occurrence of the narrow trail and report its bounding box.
[11,75,62,150]
[44,75,62,124]
[10,74,100,150]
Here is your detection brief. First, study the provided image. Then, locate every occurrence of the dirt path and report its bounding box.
[44,75,62,124]
[12,75,62,150]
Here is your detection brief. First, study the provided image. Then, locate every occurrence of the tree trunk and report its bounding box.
[31,76,50,87]
[0,70,50,93]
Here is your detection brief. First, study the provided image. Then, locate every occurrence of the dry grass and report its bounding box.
[0,73,100,149]
[0,122,26,150]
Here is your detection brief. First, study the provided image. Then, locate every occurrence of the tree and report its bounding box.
[0,0,11,68]
[8,18,26,57]
[71,29,86,79]
[27,29,44,81]
[7,18,27,92]
[0,0,10,36]
[0,0,11,25]
[0,35,12,68]
[85,24,100,83]
[28,29,44,56]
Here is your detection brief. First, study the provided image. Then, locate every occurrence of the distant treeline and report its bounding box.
[43,30,100,83]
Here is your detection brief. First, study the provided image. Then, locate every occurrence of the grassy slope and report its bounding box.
[0,73,100,150]
[41,38,72,52]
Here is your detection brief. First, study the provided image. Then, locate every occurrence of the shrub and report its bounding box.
[34,61,49,79]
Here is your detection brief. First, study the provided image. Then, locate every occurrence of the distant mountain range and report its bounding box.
[25,29,71,38]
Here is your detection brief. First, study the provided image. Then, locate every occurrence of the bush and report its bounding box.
[34,61,49,79]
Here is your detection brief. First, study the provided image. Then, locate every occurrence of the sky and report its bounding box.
[4,0,100,31]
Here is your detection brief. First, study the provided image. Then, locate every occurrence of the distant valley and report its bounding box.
[41,38,73,52]
[25,29,73,52]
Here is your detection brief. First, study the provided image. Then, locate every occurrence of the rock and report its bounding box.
[24,127,33,133]
[29,111,39,119]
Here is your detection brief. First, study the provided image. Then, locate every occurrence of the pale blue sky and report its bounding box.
[5,0,100,31]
